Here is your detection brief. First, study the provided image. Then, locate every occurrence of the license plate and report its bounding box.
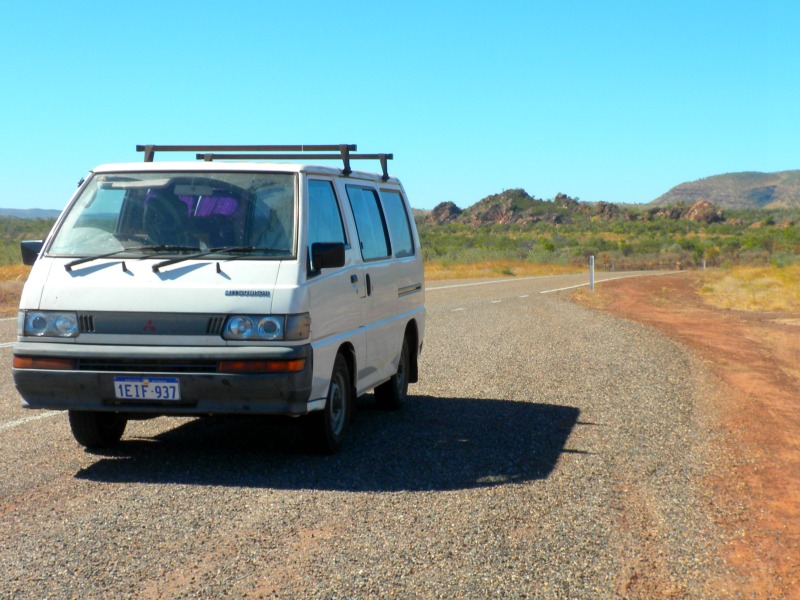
[113,376,181,401]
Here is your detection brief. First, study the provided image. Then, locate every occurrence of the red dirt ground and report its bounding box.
[577,272,800,598]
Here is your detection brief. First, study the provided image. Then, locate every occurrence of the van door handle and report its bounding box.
[351,274,358,284]
[366,273,372,296]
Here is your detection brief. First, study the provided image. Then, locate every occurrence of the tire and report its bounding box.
[375,336,410,410]
[68,411,127,449]
[305,354,352,454]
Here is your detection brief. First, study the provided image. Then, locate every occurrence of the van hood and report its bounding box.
[22,257,285,314]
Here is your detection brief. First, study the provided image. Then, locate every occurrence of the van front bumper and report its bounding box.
[12,342,315,416]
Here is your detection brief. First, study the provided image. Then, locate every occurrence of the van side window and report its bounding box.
[308,180,347,253]
[380,190,415,258]
[346,186,391,261]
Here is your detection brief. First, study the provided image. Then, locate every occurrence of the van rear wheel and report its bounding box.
[68,410,127,449]
[305,354,352,454]
[375,336,410,410]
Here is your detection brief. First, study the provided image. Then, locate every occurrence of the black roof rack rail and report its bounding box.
[135,144,394,180]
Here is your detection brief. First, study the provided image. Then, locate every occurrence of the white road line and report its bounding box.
[427,271,680,293]
[540,282,592,294]
[490,300,501,304]
[426,274,561,291]
[0,411,61,433]
[0,342,15,348]
[539,271,683,294]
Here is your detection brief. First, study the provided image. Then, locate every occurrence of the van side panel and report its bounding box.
[300,175,367,401]
[305,263,366,401]
[333,179,426,396]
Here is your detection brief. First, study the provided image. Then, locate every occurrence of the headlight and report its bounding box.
[226,316,254,339]
[222,313,309,341]
[23,311,79,338]
[257,317,283,340]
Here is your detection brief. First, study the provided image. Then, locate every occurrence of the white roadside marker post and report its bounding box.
[589,255,595,291]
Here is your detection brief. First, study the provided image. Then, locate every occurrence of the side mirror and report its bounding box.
[20,240,43,266]
[311,242,345,270]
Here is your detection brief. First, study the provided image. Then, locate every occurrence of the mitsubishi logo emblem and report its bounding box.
[143,320,156,332]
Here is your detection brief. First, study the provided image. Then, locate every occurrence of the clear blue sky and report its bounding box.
[1,0,797,210]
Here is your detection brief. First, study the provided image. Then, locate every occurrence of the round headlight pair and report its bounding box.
[24,312,79,338]
[224,316,283,341]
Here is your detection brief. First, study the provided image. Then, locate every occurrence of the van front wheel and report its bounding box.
[68,410,127,449]
[305,354,352,454]
[375,337,410,410]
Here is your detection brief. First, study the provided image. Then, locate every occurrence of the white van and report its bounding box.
[12,144,425,454]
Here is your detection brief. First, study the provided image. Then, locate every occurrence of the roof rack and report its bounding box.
[135,144,394,181]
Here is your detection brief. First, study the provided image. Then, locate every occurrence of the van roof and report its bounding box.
[92,160,401,185]
[112,144,399,183]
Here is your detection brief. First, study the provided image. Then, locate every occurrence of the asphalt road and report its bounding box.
[0,272,740,598]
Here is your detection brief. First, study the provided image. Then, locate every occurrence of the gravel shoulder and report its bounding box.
[0,274,764,597]
[574,271,800,598]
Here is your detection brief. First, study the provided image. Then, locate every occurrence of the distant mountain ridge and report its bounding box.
[0,208,61,219]
[426,189,728,226]
[650,171,800,209]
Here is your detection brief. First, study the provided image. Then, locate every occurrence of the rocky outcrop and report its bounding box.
[684,200,724,223]
[427,201,462,224]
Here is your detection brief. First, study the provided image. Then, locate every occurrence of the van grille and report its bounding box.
[75,313,226,336]
[206,317,225,335]
[77,358,218,373]
[78,315,95,333]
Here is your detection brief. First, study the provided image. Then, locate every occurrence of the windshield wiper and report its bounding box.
[151,246,281,272]
[213,246,287,261]
[64,249,138,272]
[65,245,202,273]
[140,245,204,254]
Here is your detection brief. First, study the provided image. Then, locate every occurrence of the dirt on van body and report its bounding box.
[576,271,800,597]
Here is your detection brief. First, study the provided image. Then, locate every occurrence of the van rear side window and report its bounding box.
[346,186,390,261]
[380,190,415,258]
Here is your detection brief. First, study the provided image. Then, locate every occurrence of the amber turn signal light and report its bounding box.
[13,356,77,370]
[217,359,306,374]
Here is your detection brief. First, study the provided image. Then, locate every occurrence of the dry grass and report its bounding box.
[0,264,32,280]
[700,265,800,312]
[570,286,612,310]
[0,264,30,317]
[425,260,580,281]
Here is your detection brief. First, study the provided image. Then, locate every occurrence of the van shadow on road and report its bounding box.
[75,396,581,492]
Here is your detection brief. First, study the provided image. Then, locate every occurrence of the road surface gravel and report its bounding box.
[578,271,800,598]
[0,273,751,598]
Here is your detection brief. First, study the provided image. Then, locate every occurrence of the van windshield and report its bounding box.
[48,171,296,258]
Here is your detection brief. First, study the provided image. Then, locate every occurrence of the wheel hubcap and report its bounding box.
[396,354,407,395]
[329,376,346,436]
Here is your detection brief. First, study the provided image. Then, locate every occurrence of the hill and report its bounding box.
[425,189,724,226]
[418,188,799,272]
[650,171,800,209]
[0,208,62,219]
